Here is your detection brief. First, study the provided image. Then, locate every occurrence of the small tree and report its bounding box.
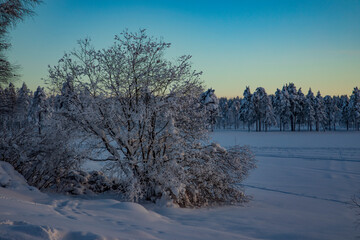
[46,30,255,207]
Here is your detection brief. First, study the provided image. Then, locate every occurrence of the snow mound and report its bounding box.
[0,161,42,197]
[0,161,27,189]
[0,220,60,240]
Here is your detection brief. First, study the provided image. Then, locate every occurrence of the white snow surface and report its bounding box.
[1,131,360,239]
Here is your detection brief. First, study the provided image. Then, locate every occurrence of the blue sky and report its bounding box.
[8,0,360,97]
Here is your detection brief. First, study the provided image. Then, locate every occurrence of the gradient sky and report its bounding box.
[7,0,360,97]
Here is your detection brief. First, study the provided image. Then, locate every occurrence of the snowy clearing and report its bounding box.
[1,131,360,239]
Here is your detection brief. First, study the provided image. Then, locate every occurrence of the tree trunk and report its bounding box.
[316,121,319,131]
[259,119,261,132]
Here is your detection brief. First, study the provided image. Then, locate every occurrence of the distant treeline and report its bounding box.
[1,82,360,132]
[210,83,360,131]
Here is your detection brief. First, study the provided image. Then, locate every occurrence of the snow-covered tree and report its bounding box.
[200,88,219,131]
[217,97,229,129]
[240,87,255,131]
[230,97,241,129]
[3,82,16,114]
[280,86,291,130]
[332,96,341,131]
[296,88,306,131]
[14,82,31,127]
[305,88,316,131]
[46,30,255,207]
[349,87,360,130]
[273,89,283,131]
[340,95,350,130]
[284,83,301,131]
[29,86,48,134]
[253,87,276,131]
[324,95,335,131]
[314,91,327,131]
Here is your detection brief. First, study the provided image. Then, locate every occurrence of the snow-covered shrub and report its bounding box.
[165,144,255,207]
[54,170,120,195]
[0,84,84,190]
[0,121,83,190]
[45,29,256,207]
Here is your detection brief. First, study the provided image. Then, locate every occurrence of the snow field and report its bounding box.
[0,131,359,239]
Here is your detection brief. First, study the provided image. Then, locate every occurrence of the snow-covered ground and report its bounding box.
[1,131,360,240]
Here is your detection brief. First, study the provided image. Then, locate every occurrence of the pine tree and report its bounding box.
[314,91,327,131]
[253,87,275,131]
[218,97,229,129]
[273,89,283,131]
[285,83,300,131]
[29,86,48,134]
[200,88,219,131]
[296,88,306,131]
[15,82,32,127]
[324,95,335,131]
[305,88,316,131]
[240,87,255,131]
[332,96,341,130]
[349,87,360,130]
[340,95,350,130]
[280,86,291,130]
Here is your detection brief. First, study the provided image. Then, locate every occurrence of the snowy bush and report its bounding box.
[45,29,256,207]
[0,85,84,190]
[55,170,120,195]
[0,122,83,190]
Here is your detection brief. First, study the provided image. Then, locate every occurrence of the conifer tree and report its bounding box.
[296,88,306,131]
[340,95,350,130]
[349,87,360,130]
[305,88,316,131]
[240,87,255,131]
[29,86,47,134]
[314,91,327,131]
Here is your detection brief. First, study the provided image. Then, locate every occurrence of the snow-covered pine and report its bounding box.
[273,88,283,131]
[28,86,48,134]
[230,97,241,129]
[339,95,350,130]
[324,95,335,131]
[296,88,306,131]
[314,91,327,131]
[217,97,229,129]
[305,88,316,131]
[200,88,219,131]
[332,96,342,131]
[280,86,291,130]
[255,87,276,131]
[349,87,360,130]
[239,86,255,131]
[284,83,300,131]
[15,82,32,128]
